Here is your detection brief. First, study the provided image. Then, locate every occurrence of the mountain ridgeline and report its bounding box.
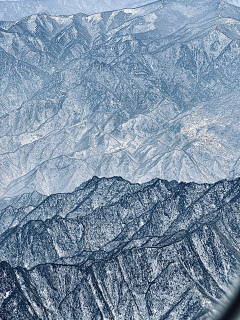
[0,175,240,319]
[0,0,240,198]
[0,0,155,21]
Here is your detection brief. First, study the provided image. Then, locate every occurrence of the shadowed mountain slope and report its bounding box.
[0,176,240,319]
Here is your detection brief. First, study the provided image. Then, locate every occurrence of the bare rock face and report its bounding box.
[0,176,240,319]
[0,0,240,197]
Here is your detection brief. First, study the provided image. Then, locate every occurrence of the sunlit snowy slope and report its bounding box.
[0,0,240,198]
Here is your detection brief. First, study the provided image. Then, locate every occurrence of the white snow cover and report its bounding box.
[0,0,240,198]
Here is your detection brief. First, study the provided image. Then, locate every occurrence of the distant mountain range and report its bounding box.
[0,0,239,21]
[0,0,159,21]
[0,175,240,319]
[0,0,240,198]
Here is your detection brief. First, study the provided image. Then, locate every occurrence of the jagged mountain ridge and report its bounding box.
[1,0,240,198]
[0,176,240,319]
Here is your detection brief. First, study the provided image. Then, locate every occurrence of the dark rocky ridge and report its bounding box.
[0,176,240,319]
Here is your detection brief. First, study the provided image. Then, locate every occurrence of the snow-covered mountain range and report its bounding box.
[0,0,162,21]
[1,1,240,318]
[1,0,240,198]
[0,0,239,21]
[0,176,240,319]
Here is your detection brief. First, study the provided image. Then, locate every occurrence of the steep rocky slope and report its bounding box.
[0,176,240,319]
[1,0,240,198]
